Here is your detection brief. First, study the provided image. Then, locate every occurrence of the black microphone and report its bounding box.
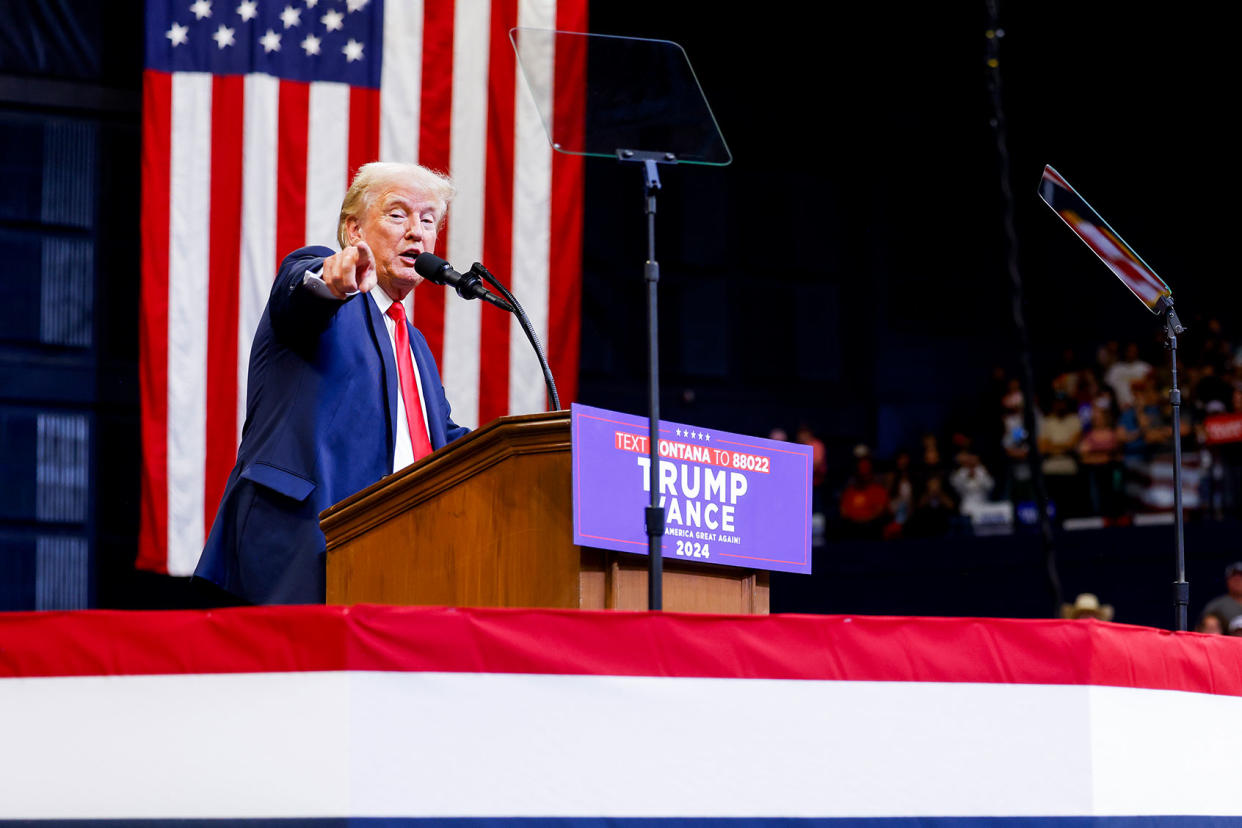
[414,253,513,311]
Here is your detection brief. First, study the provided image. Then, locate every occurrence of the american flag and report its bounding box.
[138,0,586,576]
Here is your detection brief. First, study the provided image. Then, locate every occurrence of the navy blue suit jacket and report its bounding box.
[196,246,468,604]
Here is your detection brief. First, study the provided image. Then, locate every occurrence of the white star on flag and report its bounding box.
[301,33,321,55]
[236,0,257,21]
[189,0,212,20]
[211,24,235,48]
[342,39,364,62]
[346,0,369,11]
[259,28,281,52]
[280,5,301,28]
[304,0,319,6]
[321,9,344,31]
[166,22,189,46]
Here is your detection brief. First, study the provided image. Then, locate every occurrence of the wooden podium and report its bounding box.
[320,411,768,613]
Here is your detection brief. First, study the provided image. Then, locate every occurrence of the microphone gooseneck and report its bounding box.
[413,252,560,411]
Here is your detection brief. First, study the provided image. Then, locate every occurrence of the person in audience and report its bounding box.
[796,424,828,489]
[1073,372,1100,431]
[1039,393,1083,516]
[1119,378,1170,461]
[1051,348,1085,401]
[1228,616,1242,637]
[1195,612,1225,635]
[1078,404,1123,516]
[949,448,994,520]
[1201,562,1242,627]
[886,450,915,536]
[1096,340,1120,385]
[1000,381,1033,503]
[839,447,890,539]
[1105,341,1153,408]
[917,432,947,493]
[1060,593,1114,621]
[905,475,957,538]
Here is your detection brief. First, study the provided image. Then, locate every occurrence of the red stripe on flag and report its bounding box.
[412,0,455,365]
[478,0,519,423]
[276,80,310,268]
[203,75,245,538]
[347,86,381,185]
[137,70,173,574]
[548,0,588,407]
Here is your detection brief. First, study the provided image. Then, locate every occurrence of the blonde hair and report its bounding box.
[336,161,456,248]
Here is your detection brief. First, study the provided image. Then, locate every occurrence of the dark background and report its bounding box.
[1,1,1236,626]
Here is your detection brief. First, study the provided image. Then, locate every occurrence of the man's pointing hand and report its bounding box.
[321,241,376,299]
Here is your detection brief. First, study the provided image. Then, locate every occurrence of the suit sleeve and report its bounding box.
[268,245,348,342]
[438,385,470,445]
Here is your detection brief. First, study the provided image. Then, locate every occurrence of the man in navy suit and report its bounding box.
[195,162,469,605]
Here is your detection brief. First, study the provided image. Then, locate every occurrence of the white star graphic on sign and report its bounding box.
[301,33,321,55]
[676,428,683,437]
[280,5,301,28]
[212,24,235,48]
[260,28,281,52]
[189,0,212,20]
[346,0,369,11]
[166,22,189,46]
[342,39,364,62]
[236,0,257,21]
[704,434,710,441]
[304,0,319,6]
[321,9,344,31]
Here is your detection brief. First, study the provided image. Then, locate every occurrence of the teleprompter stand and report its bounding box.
[510,29,732,609]
[1159,296,1189,630]
[617,150,676,610]
[1039,165,1191,630]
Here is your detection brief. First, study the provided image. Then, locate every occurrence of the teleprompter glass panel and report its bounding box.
[510,28,731,166]
[1039,165,1171,313]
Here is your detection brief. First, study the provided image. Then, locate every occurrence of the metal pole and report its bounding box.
[642,159,664,611]
[1166,304,1189,630]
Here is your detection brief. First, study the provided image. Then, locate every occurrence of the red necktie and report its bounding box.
[385,301,434,461]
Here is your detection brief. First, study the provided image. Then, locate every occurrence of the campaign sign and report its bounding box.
[571,403,813,574]
[1205,412,1242,445]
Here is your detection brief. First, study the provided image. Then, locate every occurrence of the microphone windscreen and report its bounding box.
[414,252,451,281]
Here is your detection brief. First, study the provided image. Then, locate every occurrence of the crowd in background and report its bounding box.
[779,318,1242,545]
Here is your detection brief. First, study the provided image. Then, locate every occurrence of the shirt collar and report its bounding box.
[371,284,396,315]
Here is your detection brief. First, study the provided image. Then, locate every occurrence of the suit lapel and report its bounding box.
[362,293,399,464]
